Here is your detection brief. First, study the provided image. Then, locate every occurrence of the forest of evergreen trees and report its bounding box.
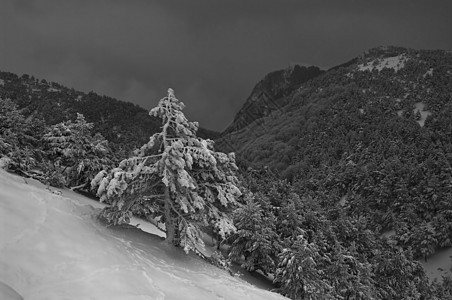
[1,46,452,299]
[218,46,452,264]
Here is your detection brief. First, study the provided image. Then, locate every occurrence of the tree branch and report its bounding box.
[168,193,188,226]
[70,182,86,191]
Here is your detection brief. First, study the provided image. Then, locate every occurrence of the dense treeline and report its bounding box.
[0,71,158,156]
[0,71,219,157]
[289,92,452,259]
[0,97,116,189]
[230,167,452,299]
[218,46,452,262]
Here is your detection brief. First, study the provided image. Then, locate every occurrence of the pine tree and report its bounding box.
[43,113,112,188]
[275,234,333,300]
[0,97,43,171]
[0,98,24,163]
[92,89,241,252]
[373,246,431,299]
[229,196,280,275]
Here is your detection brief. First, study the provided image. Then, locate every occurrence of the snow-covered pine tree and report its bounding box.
[0,98,24,164]
[43,113,112,188]
[0,97,43,171]
[229,196,280,275]
[91,89,241,252]
[275,234,333,300]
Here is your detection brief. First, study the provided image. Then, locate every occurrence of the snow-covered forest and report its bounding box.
[1,46,452,299]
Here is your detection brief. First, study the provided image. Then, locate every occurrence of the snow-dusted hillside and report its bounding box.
[357,54,409,72]
[0,170,287,300]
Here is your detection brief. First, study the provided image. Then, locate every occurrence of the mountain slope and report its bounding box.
[216,46,452,257]
[217,46,452,175]
[0,72,219,156]
[0,170,287,300]
[223,65,323,134]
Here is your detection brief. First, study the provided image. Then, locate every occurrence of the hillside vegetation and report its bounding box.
[223,65,323,134]
[218,46,452,262]
[1,46,452,299]
[0,72,218,157]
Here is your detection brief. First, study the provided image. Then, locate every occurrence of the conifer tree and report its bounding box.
[43,113,112,188]
[0,98,24,162]
[92,89,241,252]
[275,234,333,300]
[229,196,280,275]
[0,98,43,171]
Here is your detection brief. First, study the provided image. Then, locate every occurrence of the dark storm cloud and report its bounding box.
[1,0,451,130]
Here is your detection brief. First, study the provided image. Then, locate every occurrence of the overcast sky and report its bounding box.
[1,0,451,131]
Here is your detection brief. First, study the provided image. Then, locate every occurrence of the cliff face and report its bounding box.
[223,65,323,134]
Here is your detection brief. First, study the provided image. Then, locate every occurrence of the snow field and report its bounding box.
[0,170,286,300]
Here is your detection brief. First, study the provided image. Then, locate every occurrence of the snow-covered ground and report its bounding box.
[357,54,408,72]
[396,102,432,127]
[0,170,286,300]
[381,230,452,281]
[413,102,432,127]
[420,246,452,281]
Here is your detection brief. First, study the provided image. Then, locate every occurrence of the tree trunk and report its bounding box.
[164,187,179,246]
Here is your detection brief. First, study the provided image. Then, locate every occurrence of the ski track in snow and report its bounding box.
[0,170,287,300]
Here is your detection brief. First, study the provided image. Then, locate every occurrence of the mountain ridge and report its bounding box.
[0,71,220,156]
[217,46,452,172]
[222,65,324,135]
[215,45,452,256]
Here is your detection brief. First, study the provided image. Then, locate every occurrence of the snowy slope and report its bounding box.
[357,54,408,72]
[0,170,287,300]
